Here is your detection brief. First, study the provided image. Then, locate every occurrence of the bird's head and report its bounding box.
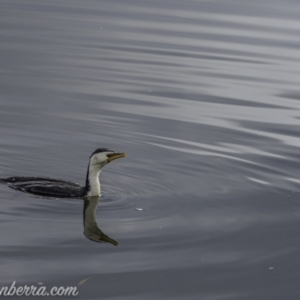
[89,148,126,169]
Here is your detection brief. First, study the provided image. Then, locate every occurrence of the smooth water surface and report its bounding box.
[1,0,300,299]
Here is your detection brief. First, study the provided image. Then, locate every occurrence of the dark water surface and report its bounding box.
[1,0,300,299]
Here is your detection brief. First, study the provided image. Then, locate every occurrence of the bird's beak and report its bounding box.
[107,153,126,163]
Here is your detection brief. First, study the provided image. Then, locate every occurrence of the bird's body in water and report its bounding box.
[0,148,126,198]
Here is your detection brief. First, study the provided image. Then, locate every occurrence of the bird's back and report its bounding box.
[0,177,85,198]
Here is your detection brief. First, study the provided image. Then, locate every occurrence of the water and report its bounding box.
[1,0,300,299]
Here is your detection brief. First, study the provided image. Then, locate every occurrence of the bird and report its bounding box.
[0,148,126,198]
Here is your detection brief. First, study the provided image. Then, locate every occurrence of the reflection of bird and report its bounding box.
[83,196,118,246]
[0,148,126,198]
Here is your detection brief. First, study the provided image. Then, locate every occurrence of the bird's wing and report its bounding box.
[0,176,80,187]
[8,180,83,198]
[1,177,81,187]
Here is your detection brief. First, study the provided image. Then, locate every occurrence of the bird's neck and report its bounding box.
[85,163,102,197]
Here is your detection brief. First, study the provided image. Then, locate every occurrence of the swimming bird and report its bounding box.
[0,148,126,198]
